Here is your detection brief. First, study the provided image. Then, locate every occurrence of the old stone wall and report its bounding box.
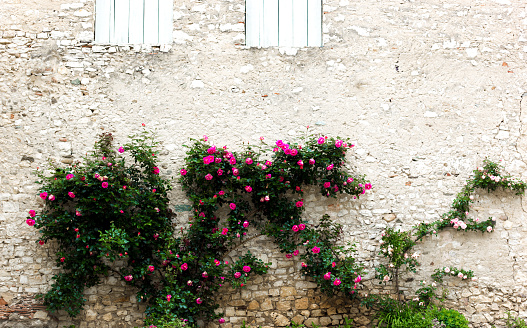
[1,0,527,327]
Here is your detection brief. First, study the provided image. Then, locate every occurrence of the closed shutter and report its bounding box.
[246,0,322,47]
[95,0,173,44]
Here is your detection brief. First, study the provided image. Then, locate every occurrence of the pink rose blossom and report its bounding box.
[68,192,75,198]
[148,265,154,272]
[229,157,236,165]
[332,262,336,268]
[297,160,304,167]
[365,183,372,190]
[26,219,35,226]
[347,177,353,183]
[76,210,82,216]
[180,169,187,176]
[215,157,222,163]
[66,174,74,180]
[221,228,228,235]
[245,186,252,192]
[118,146,125,153]
[327,164,334,170]
[218,190,225,196]
[335,140,343,148]
[153,167,160,174]
[324,182,331,188]
[217,169,223,176]
[243,265,251,273]
[487,226,493,232]
[203,135,208,142]
[354,275,362,283]
[317,137,325,144]
[48,194,55,201]
[245,158,253,165]
[102,182,108,188]
[207,146,216,154]
[264,195,270,202]
[234,272,241,278]
[311,246,320,254]
[309,158,315,165]
[202,271,208,278]
[293,250,299,256]
[334,278,341,286]
[196,298,202,304]
[125,275,133,281]
[324,272,331,280]
[292,225,299,232]
[219,318,225,324]
[301,262,307,268]
[166,294,172,302]
[286,254,292,258]
[243,221,249,228]
[296,201,303,207]
[60,257,65,262]
[40,192,48,200]
[187,280,193,286]
[39,240,44,245]
[383,275,390,282]
[205,174,213,180]
[229,203,236,210]
[290,149,298,156]
[232,168,239,176]
[29,210,36,217]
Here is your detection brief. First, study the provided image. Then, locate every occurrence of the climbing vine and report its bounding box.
[27,127,526,327]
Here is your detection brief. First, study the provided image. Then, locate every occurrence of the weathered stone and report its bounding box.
[247,300,259,310]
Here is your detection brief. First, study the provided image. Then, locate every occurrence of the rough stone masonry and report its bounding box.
[1,0,527,327]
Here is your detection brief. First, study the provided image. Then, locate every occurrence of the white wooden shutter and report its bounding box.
[246,0,322,47]
[95,0,173,44]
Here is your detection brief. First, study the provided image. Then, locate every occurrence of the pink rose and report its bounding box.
[296,201,303,208]
[229,157,236,165]
[48,195,55,201]
[217,169,223,176]
[118,146,125,153]
[219,190,225,196]
[309,158,315,165]
[290,149,298,156]
[26,219,35,226]
[39,240,44,245]
[324,272,331,280]
[286,254,292,259]
[219,318,225,324]
[39,192,48,200]
[354,275,362,283]
[299,223,305,230]
[196,298,202,304]
[292,225,299,232]
[102,182,108,188]
[245,158,253,165]
[317,137,325,144]
[187,280,193,286]
[76,210,81,216]
[180,169,187,176]
[181,263,188,271]
[148,265,154,272]
[66,174,74,180]
[125,275,133,281]
[29,210,36,217]
[221,228,228,235]
[60,257,65,262]
[245,185,252,192]
[202,271,208,278]
[153,167,160,174]
[203,135,208,142]
[334,278,341,286]
[301,262,307,268]
[166,294,171,302]
[324,182,331,188]
[234,272,242,279]
[232,168,239,176]
[327,164,334,170]
[68,192,75,198]
[297,160,304,166]
[205,174,213,180]
[229,203,236,210]
[347,177,353,183]
[293,250,299,256]
[243,221,249,228]
[311,246,320,254]
[243,266,251,273]
[207,146,216,154]
[335,140,343,148]
[487,226,493,232]
[365,183,372,190]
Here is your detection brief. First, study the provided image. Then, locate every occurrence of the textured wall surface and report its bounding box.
[1,0,527,327]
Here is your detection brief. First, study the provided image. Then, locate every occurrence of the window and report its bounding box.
[245,0,322,48]
[94,0,173,45]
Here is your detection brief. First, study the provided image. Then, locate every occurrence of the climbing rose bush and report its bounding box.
[28,131,173,317]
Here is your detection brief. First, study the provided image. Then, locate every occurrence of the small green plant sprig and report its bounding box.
[365,159,525,310]
[27,130,173,317]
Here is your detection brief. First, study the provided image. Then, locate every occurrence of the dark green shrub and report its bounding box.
[434,308,469,328]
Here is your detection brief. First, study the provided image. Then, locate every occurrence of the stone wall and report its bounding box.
[2,0,527,327]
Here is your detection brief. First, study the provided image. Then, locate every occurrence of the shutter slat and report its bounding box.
[278,0,293,47]
[114,0,130,44]
[95,0,111,43]
[109,0,116,43]
[307,0,322,46]
[246,0,263,47]
[291,0,307,47]
[128,0,144,43]
[158,0,173,44]
[144,0,160,44]
[261,0,278,47]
